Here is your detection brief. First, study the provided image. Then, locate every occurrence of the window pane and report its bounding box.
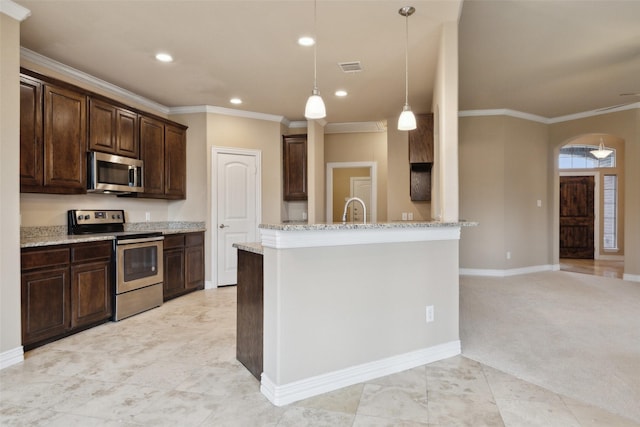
[558,144,616,169]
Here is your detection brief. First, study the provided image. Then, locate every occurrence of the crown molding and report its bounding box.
[325,121,387,134]
[0,0,31,21]
[169,105,287,124]
[458,109,549,123]
[21,47,170,115]
[547,102,640,124]
[459,103,640,124]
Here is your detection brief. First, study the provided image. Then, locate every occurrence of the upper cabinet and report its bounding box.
[283,134,307,201]
[139,115,187,200]
[408,113,434,164]
[89,97,139,158]
[19,68,187,200]
[20,73,87,194]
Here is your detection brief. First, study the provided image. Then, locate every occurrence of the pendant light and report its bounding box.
[304,0,326,119]
[590,137,613,159]
[398,6,416,131]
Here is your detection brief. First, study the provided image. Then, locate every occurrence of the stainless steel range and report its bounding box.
[68,209,164,321]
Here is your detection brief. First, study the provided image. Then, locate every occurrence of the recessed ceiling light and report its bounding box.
[155,52,173,63]
[335,90,348,97]
[230,98,242,105]
[298,36,315,47]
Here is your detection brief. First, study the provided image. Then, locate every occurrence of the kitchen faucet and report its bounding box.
[341,197,367,224]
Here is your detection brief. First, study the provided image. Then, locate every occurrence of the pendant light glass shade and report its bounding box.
[305,88,326,119]
[590,138,613,159]
[398,105,417,130]
[304,0,326,120]
[398,6,416,131]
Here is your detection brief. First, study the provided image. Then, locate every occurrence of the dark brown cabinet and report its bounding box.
[70,241,113,329]
[20,73,87,194]
[408,113,434,201]
[21,241,112,350]
[140,115,187,199]
[20,75,43,189]
[283,134,307,201]
[89,97,139,158]
[236,249,264,380]
[408,113,434,163]
[163,232,204,301]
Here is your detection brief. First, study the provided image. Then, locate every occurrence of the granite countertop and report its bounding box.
[232,242,264,255]
[21,222,206,248]
[259,221,477,231]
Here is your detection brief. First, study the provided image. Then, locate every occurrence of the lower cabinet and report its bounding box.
[21,241,113,350]
[163,232,205,301]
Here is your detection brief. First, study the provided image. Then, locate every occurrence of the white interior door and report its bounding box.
[215,151,259,286]
[350,177,371,223]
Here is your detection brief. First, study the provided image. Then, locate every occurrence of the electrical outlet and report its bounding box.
[145,212,151,222]
[426,305,434,323]
[506,251,511,260]
[408,212,413,220]
[537,199,542,208]
[402,212,408,221]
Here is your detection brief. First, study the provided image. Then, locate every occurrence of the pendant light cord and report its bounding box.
[404,11,409,107]
[313,0,318,90]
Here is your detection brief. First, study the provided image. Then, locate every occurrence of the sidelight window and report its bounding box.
[603,175,618,250]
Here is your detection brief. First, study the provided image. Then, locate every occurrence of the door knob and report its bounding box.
[219,224,229,229]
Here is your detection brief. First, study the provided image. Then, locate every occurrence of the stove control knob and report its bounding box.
[117,214,121,219]
[112,215,116,219]
[77,215,83,221]
[84,215,90,220]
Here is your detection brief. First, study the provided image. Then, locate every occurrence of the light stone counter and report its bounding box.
[233,242,264,255]
[259,220,476,231]
[21,222,206,248]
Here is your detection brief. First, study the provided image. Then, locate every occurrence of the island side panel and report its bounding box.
[236,249,264,380]
[262,239,459,386]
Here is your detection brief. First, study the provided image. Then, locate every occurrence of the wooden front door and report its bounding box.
[560,176,595,259]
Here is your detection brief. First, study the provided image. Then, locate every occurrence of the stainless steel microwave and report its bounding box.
[87,151,144,193]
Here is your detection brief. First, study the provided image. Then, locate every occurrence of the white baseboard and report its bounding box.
[623,273,640,282]
[460,264,554,277]
[0,346,24,370]
[260,340,461,407]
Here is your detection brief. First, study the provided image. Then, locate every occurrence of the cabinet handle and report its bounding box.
[219,224,229,229]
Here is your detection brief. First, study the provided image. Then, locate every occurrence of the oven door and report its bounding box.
[116,238,164,293]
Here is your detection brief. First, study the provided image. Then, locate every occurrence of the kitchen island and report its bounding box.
[239,221,474,406]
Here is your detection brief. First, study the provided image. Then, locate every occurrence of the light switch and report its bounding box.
[537,200,542,208]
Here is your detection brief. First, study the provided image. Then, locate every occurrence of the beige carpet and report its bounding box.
[460,271,640,423]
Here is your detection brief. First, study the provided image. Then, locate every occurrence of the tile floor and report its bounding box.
[1,286,638,426]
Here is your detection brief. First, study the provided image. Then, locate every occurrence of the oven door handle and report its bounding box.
[117,236,165,245]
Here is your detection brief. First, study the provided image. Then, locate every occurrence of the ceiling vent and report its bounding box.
[338,61,363,73]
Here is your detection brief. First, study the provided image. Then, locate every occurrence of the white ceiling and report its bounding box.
[15,0,640,124]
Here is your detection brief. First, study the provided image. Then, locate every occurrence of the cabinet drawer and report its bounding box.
[22,247,70,271]
[163,234,185,249]
[185,232,204,247]
[71,241,113,263]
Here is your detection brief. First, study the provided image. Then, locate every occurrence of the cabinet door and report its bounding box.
[185,244,204,290]
[21,267,70,346]
[163,248,185,300]
[20,75,44,190]
[71,261,112,328]
[139,115,165,196]
[43,84,87,193]
[283,134,307,201]
[408,113,434,164]
[116,108,138,158]
[164,124,187,199]
[88,98,117,154]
